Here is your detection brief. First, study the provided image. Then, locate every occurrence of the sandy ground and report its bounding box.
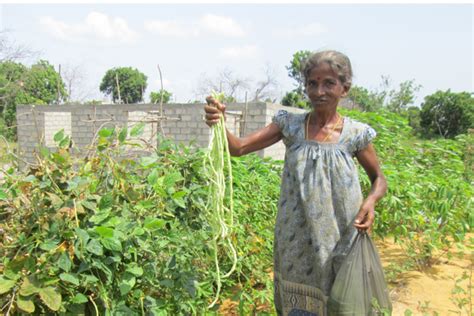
[377,235,473,315]
[218,234,473,315]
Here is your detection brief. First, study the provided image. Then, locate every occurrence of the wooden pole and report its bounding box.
[115,73,122,104]
[57,64,61,105]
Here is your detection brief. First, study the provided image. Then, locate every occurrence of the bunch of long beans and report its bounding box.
[204,92,237,308]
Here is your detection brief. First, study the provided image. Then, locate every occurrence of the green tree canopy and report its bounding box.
[286,50,312,93]
[100,67,147,104]
[281,50,312,107]
[150,89,172,104]
[281,90,309,109]
[419,90,473,139]
[346,86,383,112]
[386,79,421,114]
[0,60,66,140]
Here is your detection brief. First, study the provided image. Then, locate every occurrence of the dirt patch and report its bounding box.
[376,235,473,315]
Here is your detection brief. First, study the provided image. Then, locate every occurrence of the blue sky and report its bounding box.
[1,4,472,105]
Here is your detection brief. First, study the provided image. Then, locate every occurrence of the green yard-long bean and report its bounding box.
[204,91,237,309]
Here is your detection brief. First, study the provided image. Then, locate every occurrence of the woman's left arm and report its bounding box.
[353,143,388,232]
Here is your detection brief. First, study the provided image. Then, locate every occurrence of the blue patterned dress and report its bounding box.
[271,110,377,316]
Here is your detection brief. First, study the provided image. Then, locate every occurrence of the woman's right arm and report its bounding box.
[205,96,283,157]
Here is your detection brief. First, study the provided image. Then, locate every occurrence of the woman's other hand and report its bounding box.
[353,199,376,234]
[204,96,226,127]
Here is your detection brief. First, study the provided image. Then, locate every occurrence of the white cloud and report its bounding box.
[275,22,327,37]
[39,11,138,43]
[144,20,198,38]
[144,14,245,38]
[219,45,259,59]
[198,14,245,37]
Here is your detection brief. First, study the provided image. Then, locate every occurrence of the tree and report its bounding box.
[150,89,172,104]
[419,90,473,139]
[24,60,67,104]
[0,60,67,140]
[100,67,147,104]
[406,106,422,135]
[346,86,382,112]
[281,90,309,109]
[286,50,312,93]
[281,50,312,108]
[195,68,249,102]
[0,30,37,62]
[252,64,278,102]
[62,63,89,103]
[386,79,421,114]
[0,61,28,113]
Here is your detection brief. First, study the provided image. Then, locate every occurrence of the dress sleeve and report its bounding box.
[272,109,289,135]
[352,124,377,155]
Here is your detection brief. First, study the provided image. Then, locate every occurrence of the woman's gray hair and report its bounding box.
[302,50,353,89]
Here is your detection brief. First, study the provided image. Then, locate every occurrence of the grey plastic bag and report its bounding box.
[327,232,392,316]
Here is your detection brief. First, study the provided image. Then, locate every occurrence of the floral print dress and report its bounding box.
[271,110,377,316]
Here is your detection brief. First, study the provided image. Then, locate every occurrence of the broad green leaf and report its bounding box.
[67,180,78,191]
[59,136,70,148]
[140,155,158,167]
[19,276,40,296]
[163,172,184,188]
[5,256,28,279]
[147,169,159,186]
[53,129,65,142]
[143,218,166,230]
[59,273,80,286]
[173,197,186,209]
[80,200,96,211]
[99,128,114,138]
[98,194,113,210]
[58,252,72,272]
[82,274,99,285]
[95,226,114,238]
[118,126,128,143]
[71,293,89,304]
[159,279,174,288]
[119,273,136,296]
[184,278,197,298]
[38,287,62,311]
[17,296,35,313]
[100,238,122,252]
[39,241,58,251]
[0,189,7,200]
[86,239,104,256]
[126,265,143,277]
[39,146,50,158]
[172,190,187,199]
[132,227,145,236]
[89,210,110,224]
[130,122,145,137]
[75,228,90,245]
[52,152,66,165]
[0,277,16,294]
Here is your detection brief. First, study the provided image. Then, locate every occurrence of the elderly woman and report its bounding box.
[204,50,387,316]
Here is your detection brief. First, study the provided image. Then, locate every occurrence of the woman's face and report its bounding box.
[305,62,349,111]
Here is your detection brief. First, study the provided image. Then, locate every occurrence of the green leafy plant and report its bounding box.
[0,125,281,314]
[339,107,473,270]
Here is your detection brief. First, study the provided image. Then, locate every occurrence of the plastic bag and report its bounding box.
[327,232,392,316]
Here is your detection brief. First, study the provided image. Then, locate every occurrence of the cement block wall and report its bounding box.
[16,103,306,167]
